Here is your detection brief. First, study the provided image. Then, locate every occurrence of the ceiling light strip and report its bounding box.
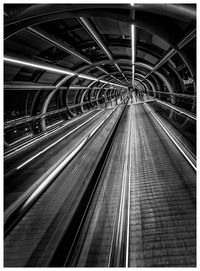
[131,24,135,87]
[4,57,75,76]
[78,74,98,81]
[4,56,127,89]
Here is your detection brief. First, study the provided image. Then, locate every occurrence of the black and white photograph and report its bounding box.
[3,2,196,267]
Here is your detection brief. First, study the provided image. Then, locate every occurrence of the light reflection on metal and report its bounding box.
[135,28,196,87]
[28,25,121,84]
[79,17,127,86]
[28,26,92,65]
[10,134,32,146]
[16,110,103,170]
[28,26,126,85]
[96,66,109,74]
[144,103,196,171]
[155,99,196,120]
[115,63,121,72]
[4,110,95,159]
[47,120,64,129]
[79,17,113,60]
[56,75,73,88]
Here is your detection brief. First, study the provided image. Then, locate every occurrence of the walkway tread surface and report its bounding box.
[75,103,196,267]
[128,103,195,267]
[4,103,196,267]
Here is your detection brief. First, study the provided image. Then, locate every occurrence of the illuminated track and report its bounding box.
[4,101,127,267]
[144,103,196,170]
[4,102,196,267]
[4,109,101,158]
[4,108,112,211]
[63,103,195,267]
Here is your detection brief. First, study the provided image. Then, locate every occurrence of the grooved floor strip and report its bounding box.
[128,104,195,267]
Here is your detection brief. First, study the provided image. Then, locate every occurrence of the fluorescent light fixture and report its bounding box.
[4,56,128,90]
[4,57,75,76]
[131,24,135,86]
[111,83,127,88]
[78,74,98,81]
[100,80,108,84]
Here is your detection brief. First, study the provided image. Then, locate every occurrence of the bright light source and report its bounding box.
[4,57,75,76]
[78,74,98,81]
[131,24,135,86]
[4,56,128,89]
[100,80,108,84]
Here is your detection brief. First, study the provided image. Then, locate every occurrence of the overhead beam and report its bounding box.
[136,28,196,86]
[28,26,92,64]
[4,4,131,40]
[79,17,113,59]
[135,62,175,98]
[28,26,120,86]
[79,17,128,86]
[135,72,156,95]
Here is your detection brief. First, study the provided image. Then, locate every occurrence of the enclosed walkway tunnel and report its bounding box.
[4,3,196,267]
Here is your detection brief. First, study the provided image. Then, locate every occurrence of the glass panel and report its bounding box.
[147,100,196,154]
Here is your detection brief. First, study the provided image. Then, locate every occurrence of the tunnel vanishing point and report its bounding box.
[4,3,196,267]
